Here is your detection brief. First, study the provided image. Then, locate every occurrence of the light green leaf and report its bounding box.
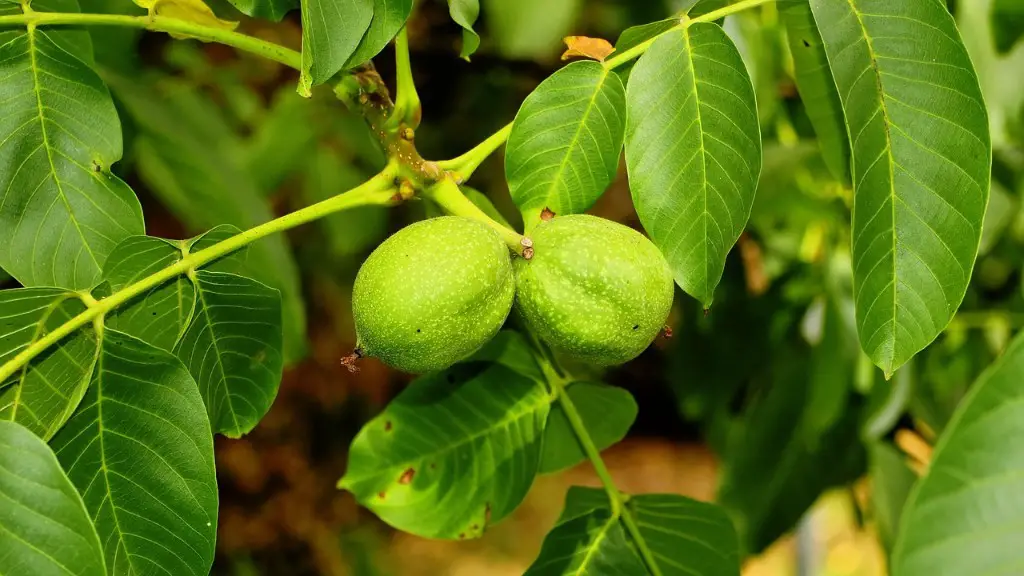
[108,74,307,363]
[448,0,480,60]
[625,23,762,308]
[51,330,218,576]
[613,18,678,56]
[0,289,98,440]
[505,61,626,228]
[340,363,549,539]
[344,0,414,68]
[174,270,283,438]
[224,0,295,20]
[810,0,991,377]
[630,494,741,576]
[298,0,373,95]
[524,509,646,575]
[0,420,106,576]
[779,0,851,184]
[892,331,1024,575]
[0,0,144,290]
[686,0,729,17]
[483,0,581,60]
[868,442,916,553]
[539,382,636,474]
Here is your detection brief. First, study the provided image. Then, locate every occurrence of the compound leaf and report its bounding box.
[539,382,636,474]
[340,363,549,539]
[506,61,626,229]
[625,23,761,308]
[51,330,218,576]
[298,0,373,95]
[0,0,143,290]
[174,270,283,438]
[810,0,991,376]
[0,289,98,440]
[0,420,106,576]
[893,331,1024,575]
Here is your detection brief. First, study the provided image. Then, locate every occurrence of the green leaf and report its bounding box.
[524,509,646,575]
[174,271,283,437]
[778,0,851,184]
[0,289,98,440]
[809,0,991,377]
[539,382,636,474]
[245,89,323,192]
[448,0,481,60]
[0,420,106,576]
[613,18,678,56]
[0,0,144,290]
[625,23,762,308]
[302,148,389,258]
[505,61,626,228]
[801,296,858,443]
[225,0,295,20]
[893,331,1024,575]
[630,494,741,576]
[992,0,1024,53]
[868,442,916,553]
[340,363,549,539]
[483,0,581,60]
[298,0,373,95]
[686,0,729,18]
[108,74,307,363]
[51,330,218,576]
[466,329,543,381]
[344,0,414,68]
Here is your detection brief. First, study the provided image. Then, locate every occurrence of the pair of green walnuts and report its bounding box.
[352,213,675,373]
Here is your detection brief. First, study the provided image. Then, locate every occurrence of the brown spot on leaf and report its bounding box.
[802,39,810,47]
[540,207,556,221]
[703,308,711,318]
[399,468,415,485]
[378,491,386,500]
[485,502,492,525]
[561,36,615,61]
[429,462,436,470]
[458,533,466,540]
[384,420,393,432]
[472,524,479,531]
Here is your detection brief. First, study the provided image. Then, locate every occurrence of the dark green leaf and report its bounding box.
[629,494,741,576]
[245,89,322,192]
[801,296,857,443]
[224,0,295,20]
[525,509,645,575]
[302,148,389,258]
[868,442,916,553]
[539,382,636,474]
[483,0,581,60]
[0,0,144,290]
[810,0,991,377]
[298,0,373,94]
[625,23,762,307]
[0,420,106,576]
[466,329,543,381]
[448,0,481,60]
[174,271,283,437]
[506,61,626,229]
[893,331,1024,575]
[344,0,414,68]
[779,0,851,184]
[51,330,218,576]
[992,0,1024,53]
[0,289,98,440]
[340,364,549,539]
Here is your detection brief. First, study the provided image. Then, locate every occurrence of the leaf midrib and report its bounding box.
[575,514,617,575]
[682,25,712,304]
[191,274,241,435]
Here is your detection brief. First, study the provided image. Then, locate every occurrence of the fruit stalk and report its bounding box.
[425,177,528,256]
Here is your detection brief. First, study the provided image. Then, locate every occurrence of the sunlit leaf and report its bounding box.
[448,0,481,60]
[506,61,626,229]
[0,289,98,440]
[539,382,636,474]
[810,0,991,377]
[625,23,762,308]
[561,35,614,61]
[0,420,105,576]
[613,18,677,56]
[298,0,373,95]
[0,0,144,290]
[131,0,236,36]
[174,271,283,438]
[779,0,851,184]
[51,330,218,576]
[344,0,414,68]
[893,331,1024,575]
[340,363,549,539]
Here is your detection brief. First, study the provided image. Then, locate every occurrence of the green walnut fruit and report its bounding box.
[353,216,515,373]
[514,214,674,365]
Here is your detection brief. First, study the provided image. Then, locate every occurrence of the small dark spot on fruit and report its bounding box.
[399,468,415,484]
[152,311,158,316]
[632,324,639,330]
[802,39,810,47]
[384,420,393,432]
[416,328,421,333]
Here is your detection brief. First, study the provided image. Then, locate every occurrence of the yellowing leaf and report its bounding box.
[561,35,614,61]
[133,0,237,36]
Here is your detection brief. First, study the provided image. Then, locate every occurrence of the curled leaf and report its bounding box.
[561,35,614,61]
[133,0,238,37]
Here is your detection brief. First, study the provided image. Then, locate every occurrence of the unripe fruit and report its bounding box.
[353,217,515,373]
[514,214,674,365]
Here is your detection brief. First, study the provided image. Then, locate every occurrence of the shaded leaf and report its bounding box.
[448,0,481,60]
[131,0,237,36]
[810,0,991,376]
[340,363,549,539]
[539,382,636,474]
[298,0,373,95]
[506,61,626,229]
[302,147,389,258]
[224,0,295,20]
[801,295,857,443]
[0,289,98,440]
[174,271,283,437]
[893,331,1024,575]
[778,0,851,184]
[561,35,614,61]
[625,23,762,307]
[483,0,581,60]
[51,330,218,576]
[869,442,916,553]
[344,0,414,68]
[0,420,106,576]
[992,0,1024,53]
[0,0,144,290]
[630,494,741,576]
[466,329,543,381]
[524,509,645,575]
